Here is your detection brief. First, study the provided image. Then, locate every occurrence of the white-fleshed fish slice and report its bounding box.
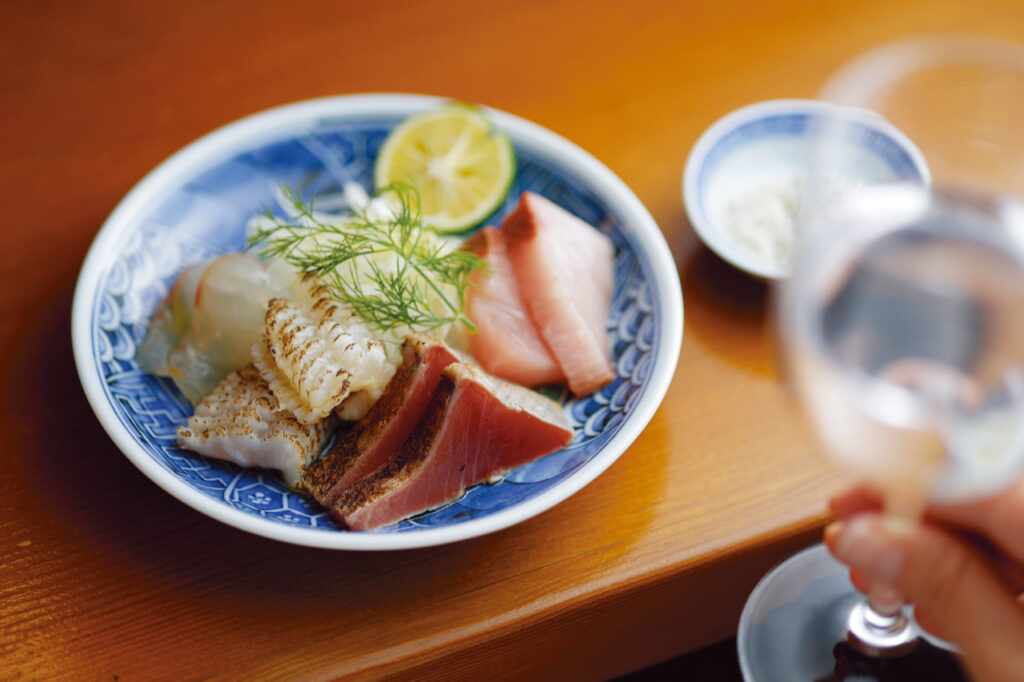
[137,253,288,404]
[177,365,336,486]
[253,294,395,424]
[135,261,204,377]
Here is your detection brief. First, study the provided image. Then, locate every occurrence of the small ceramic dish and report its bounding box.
[682,99,930,279]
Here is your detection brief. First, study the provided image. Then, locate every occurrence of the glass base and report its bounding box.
[846,600,916,658]
[737,543,963,681]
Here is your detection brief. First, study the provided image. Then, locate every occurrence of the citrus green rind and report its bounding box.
[374,105,516,233]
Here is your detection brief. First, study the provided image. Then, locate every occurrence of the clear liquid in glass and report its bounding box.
[785,183,1024,506]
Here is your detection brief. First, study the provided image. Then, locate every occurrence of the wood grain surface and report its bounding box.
[3,0,1023,679]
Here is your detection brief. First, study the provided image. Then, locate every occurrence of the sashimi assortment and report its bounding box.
[137,106,617,530]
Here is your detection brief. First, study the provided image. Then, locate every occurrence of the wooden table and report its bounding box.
[3,1,1023,678]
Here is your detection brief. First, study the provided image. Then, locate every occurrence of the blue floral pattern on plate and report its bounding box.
[81,100,674,543]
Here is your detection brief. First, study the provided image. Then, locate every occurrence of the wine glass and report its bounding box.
[737,35,1024,680]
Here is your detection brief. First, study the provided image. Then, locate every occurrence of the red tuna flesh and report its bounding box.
[300,333,459,508]
[333,362,574,530]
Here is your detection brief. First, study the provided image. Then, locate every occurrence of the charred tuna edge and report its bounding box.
[332,369,457,523]
[332,362,574,530]
[300,333,459,507]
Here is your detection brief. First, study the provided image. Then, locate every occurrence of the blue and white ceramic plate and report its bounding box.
[72,94,683,550]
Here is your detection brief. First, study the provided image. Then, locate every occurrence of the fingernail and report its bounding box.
[823,521,844,552]
[832,516,913,585]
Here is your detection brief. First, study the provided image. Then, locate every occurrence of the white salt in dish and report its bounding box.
[682,99,930,279]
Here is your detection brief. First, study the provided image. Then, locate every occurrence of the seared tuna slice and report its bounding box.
[300,334,459,508]
[334,362,574,530]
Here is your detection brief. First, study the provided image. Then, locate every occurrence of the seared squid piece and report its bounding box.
[177,365,335,486]
[253,294,395,424]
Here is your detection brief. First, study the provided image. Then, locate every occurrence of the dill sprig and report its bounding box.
[248,183,483,334]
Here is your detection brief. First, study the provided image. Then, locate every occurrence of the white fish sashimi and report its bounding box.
[135,262,205,376]
[177,365,336,486]
[136,253,290,404]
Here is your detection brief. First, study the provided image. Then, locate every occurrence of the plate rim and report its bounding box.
[71,93,684,550]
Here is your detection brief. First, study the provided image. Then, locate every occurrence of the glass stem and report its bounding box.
[846,483,923,656]
[867,580,904,619]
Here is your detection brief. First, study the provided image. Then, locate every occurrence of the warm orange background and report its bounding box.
[3,0,1023,678]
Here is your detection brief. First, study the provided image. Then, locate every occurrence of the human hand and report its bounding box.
[824,482,1024,682]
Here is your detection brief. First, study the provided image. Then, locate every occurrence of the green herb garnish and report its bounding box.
[248,183,483,334]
